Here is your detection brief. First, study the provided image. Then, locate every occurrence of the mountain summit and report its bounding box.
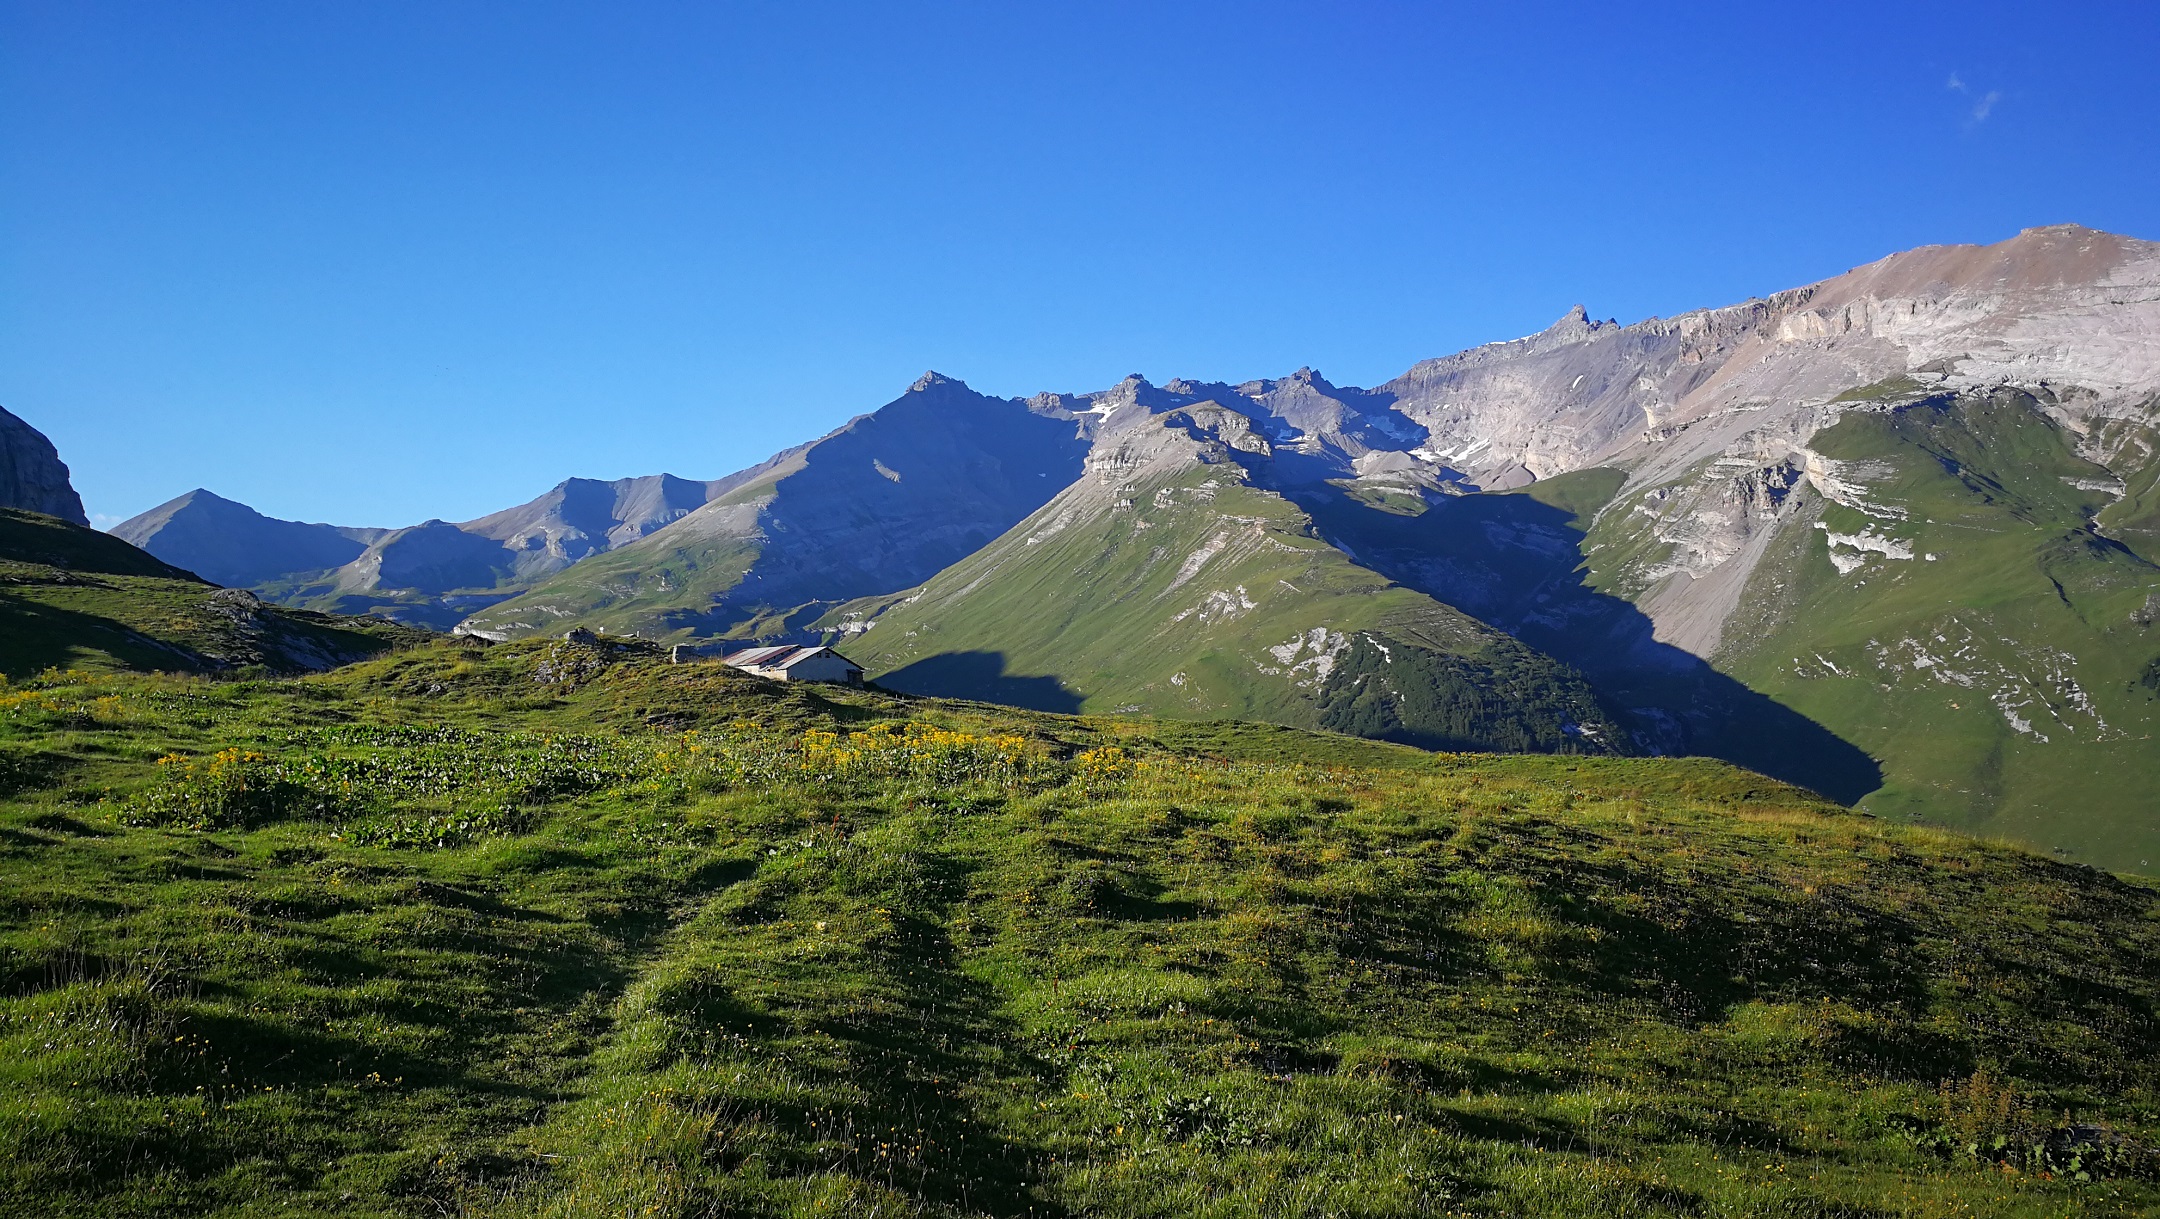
[458,377,1094,641]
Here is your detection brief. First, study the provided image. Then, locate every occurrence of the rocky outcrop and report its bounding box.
[0,407,88,525]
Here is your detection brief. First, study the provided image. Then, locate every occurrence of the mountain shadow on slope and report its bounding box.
[1287,486,1884,803]
[0,594,198,675]
[877,651,1086,714]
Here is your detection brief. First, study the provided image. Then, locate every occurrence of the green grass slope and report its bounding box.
[454,505,774,639]
[829,453,1627,755]
[1704,389,2160,872]
[0,510,428,679]
[1,637,2156,1217]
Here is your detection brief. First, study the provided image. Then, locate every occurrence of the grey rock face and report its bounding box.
[1512,223,2160,655]
[0,407,88,525]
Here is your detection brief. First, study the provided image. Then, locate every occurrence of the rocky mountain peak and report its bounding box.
[1540,304,1620,338]
[1071,374,1185,423]
[2020,222,2101,239]
[908,371,967,394]
[166,488,256,514]
[1833,223,2160,303]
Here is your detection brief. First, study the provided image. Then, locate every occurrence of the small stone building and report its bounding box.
[718,644,865,686]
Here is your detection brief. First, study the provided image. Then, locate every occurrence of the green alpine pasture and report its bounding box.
[1710,390,2160,873]
[3,635,2157,1217]
[459,514,773,643]
[829,462,1627,755]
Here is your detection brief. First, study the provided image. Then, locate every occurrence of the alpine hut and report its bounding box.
[719,644,865,686]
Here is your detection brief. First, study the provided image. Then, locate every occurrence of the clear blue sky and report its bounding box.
[5,2,2157,528]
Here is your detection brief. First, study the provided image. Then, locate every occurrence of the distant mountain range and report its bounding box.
[109,473,750,628]
[7,222,2157,870]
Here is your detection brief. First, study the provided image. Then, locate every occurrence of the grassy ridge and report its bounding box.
[0,509,427,679]
[2,638,2156,1216]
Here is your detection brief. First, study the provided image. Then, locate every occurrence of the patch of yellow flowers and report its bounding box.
[797,722,1048,786]
[1074,746,1132,779]
[0,688,134,724]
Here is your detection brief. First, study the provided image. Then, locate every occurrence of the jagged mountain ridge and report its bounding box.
[822,373,1874,791]
[816,377,1630,756]
[114,472,750,629]
[801,224,2160,867]
[0,407,88,526]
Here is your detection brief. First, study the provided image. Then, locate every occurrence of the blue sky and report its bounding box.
[5,2,2158,528]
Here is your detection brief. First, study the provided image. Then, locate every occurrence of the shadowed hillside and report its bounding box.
[0,509,428,678]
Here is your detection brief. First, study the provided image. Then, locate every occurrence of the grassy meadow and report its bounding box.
[1,635,2156,1216]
